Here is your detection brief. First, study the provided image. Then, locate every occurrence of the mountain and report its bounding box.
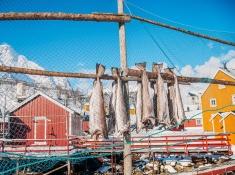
[0,44,74,112]
[0,44,71,89]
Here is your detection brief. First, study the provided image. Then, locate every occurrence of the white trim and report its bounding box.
[212,120,215,133]
[232,94,235,105]
[196,118,202,126]
[10,91,74,114]
[34,116,47,145]
[209,113,217,122]
[219,112,235,122]
[69,113,72,136]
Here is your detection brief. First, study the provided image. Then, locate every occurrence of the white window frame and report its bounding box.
[210,98,217,107]
[232,94,235,105]
[34,116,47,145]
[196,119,202,126]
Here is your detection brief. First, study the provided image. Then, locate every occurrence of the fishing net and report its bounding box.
[0,0,235,174]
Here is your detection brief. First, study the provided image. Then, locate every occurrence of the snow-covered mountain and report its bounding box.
[0,44,74,112]
[0,44,71,89]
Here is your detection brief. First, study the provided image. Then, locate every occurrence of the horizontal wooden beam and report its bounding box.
[1,65,235,86]
[0,12,131,23]
[131,15,235,47]
[124,68,235,86]
[0,12,234,46]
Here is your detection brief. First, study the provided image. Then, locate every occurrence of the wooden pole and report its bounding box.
[0,12,234,46]
[1,65,235,86]
[118,0,132,175]
[0,12,130,23]
[43,164,68,175]
[124,68,235,86]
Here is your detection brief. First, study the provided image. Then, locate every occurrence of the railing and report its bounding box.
[73,133,232,155]
[0,133,232,156]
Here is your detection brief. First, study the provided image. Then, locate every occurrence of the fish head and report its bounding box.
[96,64,105,77]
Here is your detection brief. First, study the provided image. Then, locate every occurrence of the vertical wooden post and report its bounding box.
[66,115,71,175]
[16,158,19,175]
[117,0,132,174]
[67,160,71,175]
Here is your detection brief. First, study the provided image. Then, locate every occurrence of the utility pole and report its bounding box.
[117,0,132,174]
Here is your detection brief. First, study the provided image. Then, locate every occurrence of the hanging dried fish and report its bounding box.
[173,73,185,125]
[115,74,129,136]
[136,63,155,129]
[107,77,117,134]
[167,82,177,125]
[109,68,129,136]
[155,64,171,126]
[165,68,185,126]
[136,81,143,133]
[89,64,108,139]
[165,68,178,125]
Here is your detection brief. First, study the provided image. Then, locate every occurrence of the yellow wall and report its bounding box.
[223,114,235,144]
[201,70,235,131]
[211,115,223,133]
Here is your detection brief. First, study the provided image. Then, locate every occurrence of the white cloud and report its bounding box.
[180,65,195,77]
[207,42,214,49]
[179,50,235,106]
[181,50,235,78]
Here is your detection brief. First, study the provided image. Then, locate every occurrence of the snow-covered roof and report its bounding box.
[185,110,202,119]
[219,112,235,122]
[202,68,235,96]
[209,112,235,122]
[9,91,79,115]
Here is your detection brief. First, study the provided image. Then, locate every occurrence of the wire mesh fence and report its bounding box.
[0,0,235,174]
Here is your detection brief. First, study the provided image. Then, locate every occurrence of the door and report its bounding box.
[34,116,47,145]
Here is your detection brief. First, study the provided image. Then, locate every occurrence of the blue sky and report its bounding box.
[0,0,235,72]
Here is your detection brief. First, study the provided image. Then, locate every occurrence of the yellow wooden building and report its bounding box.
[201,69,235,132]
[209,112,235,144]
[201,69,235,144]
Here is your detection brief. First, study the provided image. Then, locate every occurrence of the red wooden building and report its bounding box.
[9,91,82,146]
[183,110,203,129]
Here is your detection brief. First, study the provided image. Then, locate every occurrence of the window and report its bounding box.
[196,119,202,126]
[187,107,190,112]
[232,94,235,105]
[210,98,217,107]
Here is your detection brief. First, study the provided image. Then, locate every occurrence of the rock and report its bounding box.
[146,162,159,170]
[178,159,193,167]
[175,164,184,172]
[165,159,177,166]
[144,170,153,175]
[164,165,177,173]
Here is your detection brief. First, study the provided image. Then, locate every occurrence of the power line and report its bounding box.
[125,0,235,35]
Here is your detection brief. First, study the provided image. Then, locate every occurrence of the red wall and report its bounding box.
[11,95,69,146]
[82,121,89,132]
[184,119,197,127]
